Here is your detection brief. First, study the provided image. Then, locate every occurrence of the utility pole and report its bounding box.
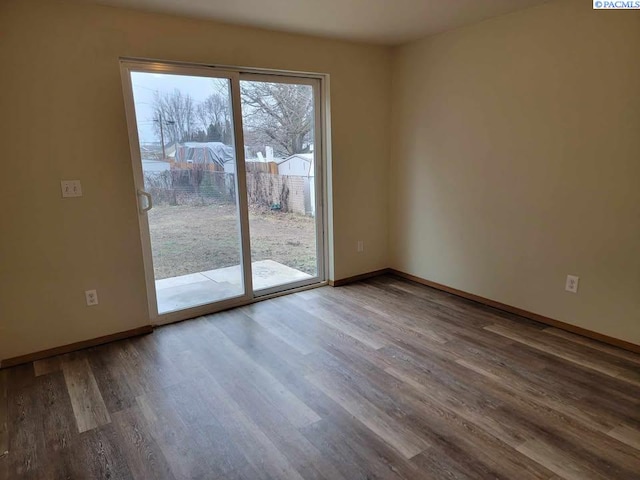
[155,114,176,161]
[155,113,167,160]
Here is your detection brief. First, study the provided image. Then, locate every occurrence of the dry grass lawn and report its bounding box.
[148,203,317,279]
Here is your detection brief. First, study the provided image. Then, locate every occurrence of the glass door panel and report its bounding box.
[122,61,325,321]
[127,69,247,314]
[239,76,323,293]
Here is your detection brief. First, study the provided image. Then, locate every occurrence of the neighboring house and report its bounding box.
[139,143,162,160]
[164,142,178,159]
[276,153,314,177]
[223,157,278,174]
[224,147,316,216]
[224,147,281,174]
[223,147,316,177]
[223,158,236,174]
[174,142,234,170]
[276,153,316,216]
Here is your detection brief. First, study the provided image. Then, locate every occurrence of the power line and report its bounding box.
[132,84,160,93]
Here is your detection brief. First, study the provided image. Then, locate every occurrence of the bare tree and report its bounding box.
[153,89,196,145]
[151,81,313,155]
[197,93,226,130]
[196,92,233,144]
[241,82,313,157]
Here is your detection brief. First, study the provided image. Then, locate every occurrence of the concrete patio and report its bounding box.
[155,259,312,314]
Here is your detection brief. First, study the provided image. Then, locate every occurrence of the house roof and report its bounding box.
[276,153,314,165]
[175,142,235,166]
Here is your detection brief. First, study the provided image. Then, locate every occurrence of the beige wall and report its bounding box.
[3,0,638,361]
[390,0,640,344]
[0,0,392,360]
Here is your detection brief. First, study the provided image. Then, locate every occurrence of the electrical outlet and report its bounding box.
[357,240,364,253]
[85,289,99,306]
[61,180,82,198]
[565,275,579,293]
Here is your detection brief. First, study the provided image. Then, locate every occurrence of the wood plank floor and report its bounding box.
[2,275,639,479]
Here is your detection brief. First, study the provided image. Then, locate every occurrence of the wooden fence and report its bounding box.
[144,169,313,215]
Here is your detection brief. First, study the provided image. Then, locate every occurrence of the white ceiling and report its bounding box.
[91,0,552,45]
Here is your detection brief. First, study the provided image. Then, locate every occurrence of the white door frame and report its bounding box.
[120,58,329,326]
[239,73,326,297]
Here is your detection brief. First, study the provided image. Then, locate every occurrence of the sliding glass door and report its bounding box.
[121,61,324,323]
[240,75,323,294]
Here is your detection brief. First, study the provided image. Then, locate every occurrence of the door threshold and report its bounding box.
[153,280,327,327]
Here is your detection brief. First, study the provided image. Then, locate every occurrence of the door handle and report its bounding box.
[137,189,153,213]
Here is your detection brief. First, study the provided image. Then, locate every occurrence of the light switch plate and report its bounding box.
[61,180,82,198]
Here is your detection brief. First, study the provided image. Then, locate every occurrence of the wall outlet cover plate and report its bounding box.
[565,275,579,293]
